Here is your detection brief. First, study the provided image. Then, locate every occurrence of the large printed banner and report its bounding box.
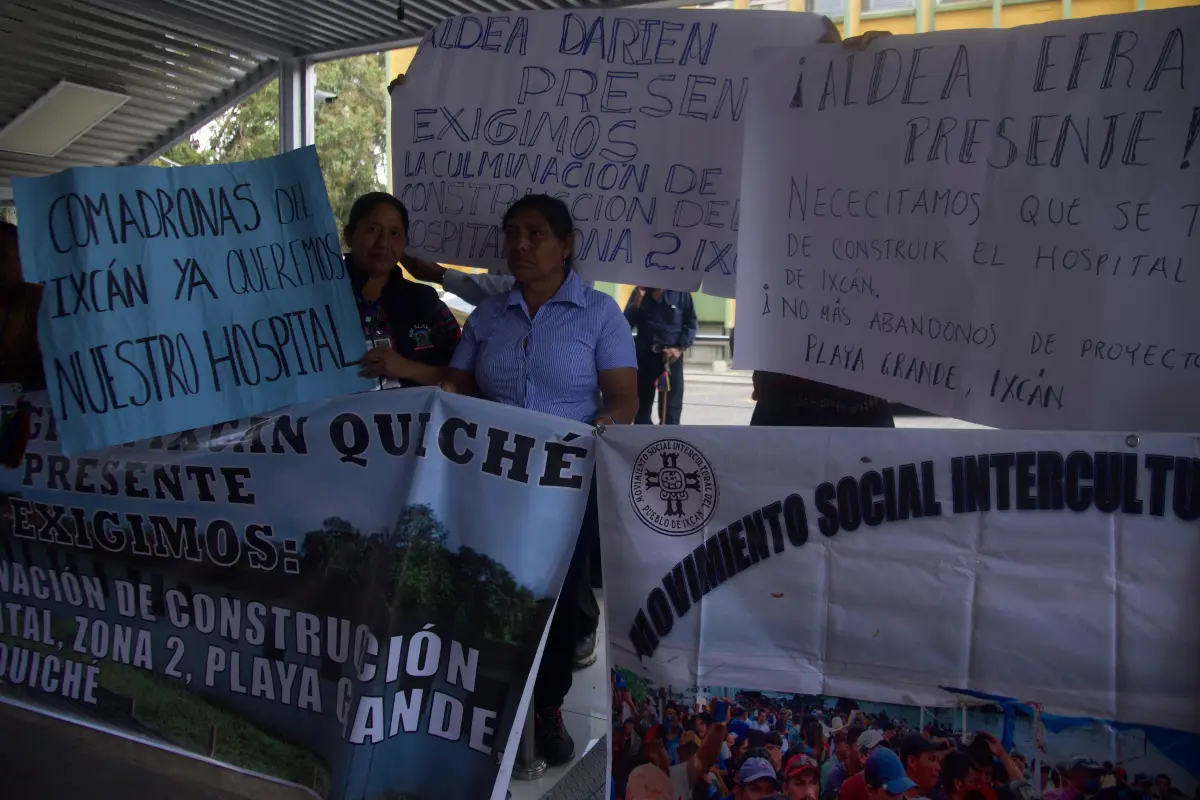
[595,426,1200,800]
[392,9,828,297]
[12,147,368,454]
[734,9,1199,432]
[0,387,592,800]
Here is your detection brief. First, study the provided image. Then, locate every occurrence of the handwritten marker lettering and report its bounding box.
[12,147,369,453]
[734,8,1199,433]
[393,9,829,297]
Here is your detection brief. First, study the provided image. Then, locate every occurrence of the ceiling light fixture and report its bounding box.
[0,80,130,158]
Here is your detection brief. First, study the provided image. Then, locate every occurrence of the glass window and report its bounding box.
[861,0,915,11]
[807,0,845,13]
[750,0,791,9]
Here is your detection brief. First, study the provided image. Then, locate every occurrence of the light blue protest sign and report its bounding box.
[12,146,369,454]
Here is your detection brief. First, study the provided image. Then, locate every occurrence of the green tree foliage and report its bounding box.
[159,53,387,229]
[156,139,212,167]
[296,505,552,645]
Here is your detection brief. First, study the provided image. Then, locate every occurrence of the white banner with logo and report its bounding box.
[595,426,1200,800]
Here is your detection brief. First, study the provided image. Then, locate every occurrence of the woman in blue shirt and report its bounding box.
[441,194,638,426]
[441,193,638,765]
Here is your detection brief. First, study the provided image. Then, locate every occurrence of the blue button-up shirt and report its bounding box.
[450,271,636,423]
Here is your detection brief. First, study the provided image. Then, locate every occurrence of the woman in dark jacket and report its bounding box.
[346,193,460,387]
[0,221,45,390]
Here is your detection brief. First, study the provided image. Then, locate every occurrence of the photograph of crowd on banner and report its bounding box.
[607,673,1198,800]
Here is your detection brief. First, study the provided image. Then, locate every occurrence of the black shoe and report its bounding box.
[534,706,575,766]
[573,631,598,670]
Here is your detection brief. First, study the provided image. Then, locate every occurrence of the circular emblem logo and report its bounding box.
[629,438,719,537]
[409,324,433,350]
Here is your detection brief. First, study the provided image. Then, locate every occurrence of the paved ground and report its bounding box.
[679,377,757,425]
[1,700,311,800]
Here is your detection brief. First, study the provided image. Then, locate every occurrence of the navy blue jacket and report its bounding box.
[623,289,698,351]
[347,256,460,386]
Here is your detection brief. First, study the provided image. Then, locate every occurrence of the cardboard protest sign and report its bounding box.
[595,424,1200,800]
[0,387,593,799]
[392,9,828,297]
[12,147,369,454]
[733,9,1199,431]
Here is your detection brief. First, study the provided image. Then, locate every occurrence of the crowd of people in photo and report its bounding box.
[608,683,1192,800]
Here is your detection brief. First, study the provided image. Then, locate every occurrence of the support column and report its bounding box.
[844,0,860,37]
[511,704,547,781]
[279,59,316,152]
[916,0,934,32]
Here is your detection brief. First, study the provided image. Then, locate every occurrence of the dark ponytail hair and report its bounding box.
[344,192,409,240]
[502,194,575,269]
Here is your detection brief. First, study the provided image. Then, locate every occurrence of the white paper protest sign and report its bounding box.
[392,9,828,296]
[734,10,1199,431]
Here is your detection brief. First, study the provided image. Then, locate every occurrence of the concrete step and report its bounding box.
[540,735,606,800]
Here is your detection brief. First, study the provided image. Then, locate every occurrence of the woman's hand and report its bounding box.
[765,744,783,771]
[982,732,1006,757]
[818,16,892,49]
[388,73,406,93]
[819,16,842,43]
[400,254,447,284]
[358,345,412,381]
[438,380,460,395]
[843,30,892,50]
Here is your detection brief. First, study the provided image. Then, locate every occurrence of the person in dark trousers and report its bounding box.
[750,372,894,428]
[0,222,45,390]
[624,287,698,425]
[439,194,638,767]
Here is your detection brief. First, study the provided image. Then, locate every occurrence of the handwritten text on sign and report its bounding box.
[734,9,1199,431]
[392,10,827,297]
[12,147,368,454]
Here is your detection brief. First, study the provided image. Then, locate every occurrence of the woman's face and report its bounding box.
[503,208,571,283]
[347,203,407,274]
